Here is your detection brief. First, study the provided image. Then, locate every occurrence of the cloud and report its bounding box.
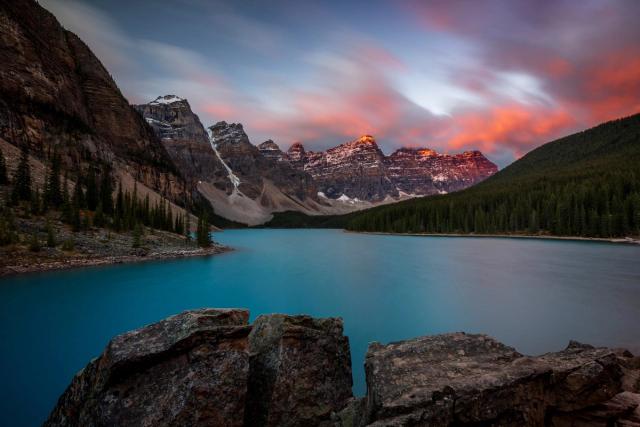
[40,0,640,168]
[39,0,137,81]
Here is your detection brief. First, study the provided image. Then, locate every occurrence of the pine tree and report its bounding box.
[197,215,212,248]
[30,186,41,215]
[0,208,18,246]
[11,146,31,203]
[44,152,63,208]
[85,167,98,211]
[185,213,192,245]
[99,166,113,214]
[0,147,8,185]
[175,213,184,235]
[167,205,174,232]
[113,182,124,231]
[94,202,105,227]
[70,184,81,232]
[73,172,85,209]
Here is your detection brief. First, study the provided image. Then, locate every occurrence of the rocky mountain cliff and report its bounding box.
[46,308,640,426]
[135,95,209,145]
[0,0,186,205]
[134,96,331,225]
[386,148,498,195]
[134,95,497,223]
[209,121,317,202]
[281,136,498,201]
[133,96,229,188]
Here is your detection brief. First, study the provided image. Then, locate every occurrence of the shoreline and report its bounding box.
[345,230,640,245]
[0,245,232,278]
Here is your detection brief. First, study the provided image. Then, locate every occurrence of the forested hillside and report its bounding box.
[345,114,640,238]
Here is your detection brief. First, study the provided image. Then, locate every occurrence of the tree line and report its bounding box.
[347,170,640,237]
[0,146,213,247]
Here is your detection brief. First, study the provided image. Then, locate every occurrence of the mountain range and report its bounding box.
[134,96,497,225]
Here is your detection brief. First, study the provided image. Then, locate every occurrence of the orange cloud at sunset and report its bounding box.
[445,106,576,156]
[58,0,639,167]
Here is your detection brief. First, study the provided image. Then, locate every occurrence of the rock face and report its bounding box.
[46,311,640,427]
[0,0,186,204]
[290,136,396,201]
[386,148,499,196]
[209,121,317,202]
[360,333,640,426]
[258,140,285,162]
[245,314,353,427]
[45,309,353,427]
[134,96,209,145]
[45,309,252,427]
[284,136,497,201]
[134,95,229,188]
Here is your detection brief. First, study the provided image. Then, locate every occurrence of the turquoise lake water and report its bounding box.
[1,229,640,426]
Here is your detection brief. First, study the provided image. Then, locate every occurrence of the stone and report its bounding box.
[363,332,635,426]
[45,310,640,427]
[245,314,353,427]
[45,309,252,427]
[45,309,354,427]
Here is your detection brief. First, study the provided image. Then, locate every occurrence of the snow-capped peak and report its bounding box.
[150,95,185,105]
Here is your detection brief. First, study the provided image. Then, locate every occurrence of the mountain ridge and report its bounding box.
[136,95,497,225]
[343,113,640,237]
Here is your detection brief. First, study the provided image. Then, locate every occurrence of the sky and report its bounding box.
[41,0,640,167]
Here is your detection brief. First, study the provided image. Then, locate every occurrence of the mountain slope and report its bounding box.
[0,0,186,205]
[345,114,640,237]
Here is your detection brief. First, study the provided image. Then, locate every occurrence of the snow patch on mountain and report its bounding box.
[207,129,243,197]
[150,95,184,105]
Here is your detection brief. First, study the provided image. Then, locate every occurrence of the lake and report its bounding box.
[1,229,640,426]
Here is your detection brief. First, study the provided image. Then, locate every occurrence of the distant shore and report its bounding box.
[346,230,640,245]
[0,245,231,278]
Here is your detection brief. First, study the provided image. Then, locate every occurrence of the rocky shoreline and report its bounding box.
[0,213,232,277]
[45,308,640,426]
[0,245,230,277]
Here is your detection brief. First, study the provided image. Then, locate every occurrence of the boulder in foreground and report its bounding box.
[45,310,640,426]
[361,333,640,426]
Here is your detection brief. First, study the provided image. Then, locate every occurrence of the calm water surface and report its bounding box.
[1,229,640,426]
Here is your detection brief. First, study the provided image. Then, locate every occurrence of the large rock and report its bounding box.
[362,332,639,426]
[245,314,353,427]
[45,310,354,427]
[45,309,252,427]
[45,310,640,427]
